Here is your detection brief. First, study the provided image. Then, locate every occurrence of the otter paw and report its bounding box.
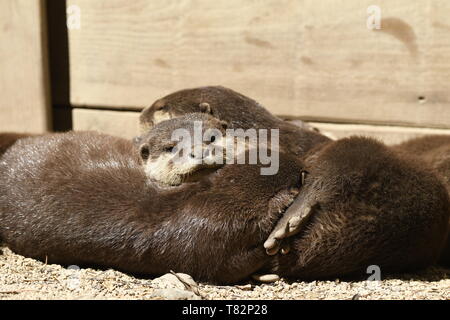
[264,202,314,255]
[288,206,312,233]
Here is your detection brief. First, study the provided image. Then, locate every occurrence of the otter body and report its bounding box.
[0,130,303,284]
[394,135,450,266]
[138,86,330,158]
[269,137,449,279]
[0,133,34,158]
[137,115,450,280]
[394,135,450,191]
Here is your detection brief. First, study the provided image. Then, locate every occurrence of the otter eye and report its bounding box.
[164,146,174,153]
[210,136,216,143]
[156,105,167,111]
[140,145,150,161]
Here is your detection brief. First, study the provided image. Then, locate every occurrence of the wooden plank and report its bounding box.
[67,0,300,112]
[72,108,141,139]
[72,108,450,145]
[291,1,449,128]
[0,0,51,133]
[308,122,450,145]
[67,0,450,128]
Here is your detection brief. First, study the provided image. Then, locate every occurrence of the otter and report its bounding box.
[394,135,450,191]
[262,136,449,279]
[0,133,34,158]
[137,86,330,158]
[0,116,304,284]
[393,135,450,266]
[140,87,450,278]
[137,117,449,280]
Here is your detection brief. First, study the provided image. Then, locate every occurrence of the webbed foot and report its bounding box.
[264,185,315,255]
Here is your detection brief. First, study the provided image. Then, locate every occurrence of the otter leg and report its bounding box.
[264,191,316,255]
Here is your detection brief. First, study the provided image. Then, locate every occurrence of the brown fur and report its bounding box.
[143,87,450,277]
[138,86,330,158]
[138,114,228,186]
[394,135,450,266]
[270,136,449,279]
[0,133,34,158]
[136,115,450,279]
[0,130,303,284]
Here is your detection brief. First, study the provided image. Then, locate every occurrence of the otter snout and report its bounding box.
[189,146,210,161]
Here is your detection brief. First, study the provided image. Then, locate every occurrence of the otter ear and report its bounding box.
[139,144,150,161]
[199,102,213,114]
[153,99,167,111]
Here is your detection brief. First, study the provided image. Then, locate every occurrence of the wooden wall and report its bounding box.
[65,0,450,143]
[0,0,51,133]
[1,1,449,142]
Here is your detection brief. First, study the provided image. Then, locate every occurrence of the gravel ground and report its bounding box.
[1,246,449,300]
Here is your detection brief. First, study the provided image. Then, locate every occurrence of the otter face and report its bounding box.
[139,99,173,132]
[139,114,227,186]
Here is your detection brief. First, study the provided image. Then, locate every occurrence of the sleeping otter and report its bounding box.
[137,86,330,158]
[262,136,449,279]
[140,87,450,278]
[0,116,303,284]
[137,116,449,280]
[138,113,228,186]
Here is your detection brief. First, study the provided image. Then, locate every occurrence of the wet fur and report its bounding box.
[138,86,330,158]
[0,131,303,284]
[271,137,450,279]
[139,114,227,186]
[140,87,450,278]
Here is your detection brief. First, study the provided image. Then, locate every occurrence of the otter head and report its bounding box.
[139,113,228,186]
[139,87,222,133]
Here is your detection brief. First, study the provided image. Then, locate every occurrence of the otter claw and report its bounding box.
[280,242,290,255]
[287,206,311,234]
[264,238,277,250]
[288,216,301,233]
[265,245,280,256]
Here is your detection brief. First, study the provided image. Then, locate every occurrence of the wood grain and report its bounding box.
[72,108,140,139]
[0,0,51,133]
[66,0,450,128]
[309,122,450,145]
[72,108,450,145]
